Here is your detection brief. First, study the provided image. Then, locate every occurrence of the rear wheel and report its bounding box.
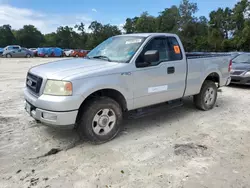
[44,54,49,58]
[26,54,31,58]
[75,54,79,58]
[6,54,12,58]
[76,97,123,144]
[194,80,217,111]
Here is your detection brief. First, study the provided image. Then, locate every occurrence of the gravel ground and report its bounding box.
[0,58,250,188]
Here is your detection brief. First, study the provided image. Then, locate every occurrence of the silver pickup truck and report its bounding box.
[24,33,231,143]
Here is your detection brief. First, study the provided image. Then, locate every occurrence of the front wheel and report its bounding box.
[76,97,123,144]
[194,80,218,111]
[26,54,31,58]
[6,54,12,58]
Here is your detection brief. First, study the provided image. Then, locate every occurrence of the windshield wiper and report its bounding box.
[92,55,111,62]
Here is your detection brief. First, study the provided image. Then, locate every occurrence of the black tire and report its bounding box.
[6,54,12,58]
[76,97,123,144]
[194,80,218,111]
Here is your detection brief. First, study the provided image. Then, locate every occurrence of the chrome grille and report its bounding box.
[26,73,43,95]
[231,70,244,76]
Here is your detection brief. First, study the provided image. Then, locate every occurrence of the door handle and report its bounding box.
[167,67,175,74]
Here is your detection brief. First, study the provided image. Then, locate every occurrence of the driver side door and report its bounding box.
[132,36,185,109]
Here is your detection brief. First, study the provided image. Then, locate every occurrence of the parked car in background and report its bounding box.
[37,47,63,57]
[63,49,74,57]
[0,48,3,56]
[230,53,250,85]
[2,48,33,58]
[229,52,243,59]
[4,45,21,51]
[29,48,38,56]
[71,49,90,57]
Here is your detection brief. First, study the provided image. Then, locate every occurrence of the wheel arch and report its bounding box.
[76,88,127,124]
[201,72,221,89]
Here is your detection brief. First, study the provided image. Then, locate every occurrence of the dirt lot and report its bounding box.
[0,58,250,188]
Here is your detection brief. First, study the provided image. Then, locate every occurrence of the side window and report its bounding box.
[136,37,169,66]
[166,37,183,61]
[136,37,183,67]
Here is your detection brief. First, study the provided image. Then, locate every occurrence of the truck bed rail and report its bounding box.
[186,52,231,59]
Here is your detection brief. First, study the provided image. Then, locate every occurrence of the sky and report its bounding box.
[0,0,239,34]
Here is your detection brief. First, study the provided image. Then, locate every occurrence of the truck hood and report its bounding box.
[29,58,124,80]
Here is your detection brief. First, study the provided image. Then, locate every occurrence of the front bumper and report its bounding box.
[230,76,250,85]
[25,101,78,126]
[24,88,80,126]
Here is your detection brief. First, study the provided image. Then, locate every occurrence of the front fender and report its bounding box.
[72,73,134,110]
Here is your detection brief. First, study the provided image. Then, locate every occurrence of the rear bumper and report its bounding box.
[230,76,250,85]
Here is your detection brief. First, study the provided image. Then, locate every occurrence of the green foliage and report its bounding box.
[135,12,157,33]
[0,25,17,47]
[0,0,249,52]
[157,6,180,33]
[15,25,44,48]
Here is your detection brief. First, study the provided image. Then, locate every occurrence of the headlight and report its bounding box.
[43,80,72,96]
[245,71,250,77]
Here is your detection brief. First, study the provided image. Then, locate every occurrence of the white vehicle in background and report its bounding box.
[29,48,38,56]
[63,49,74,57]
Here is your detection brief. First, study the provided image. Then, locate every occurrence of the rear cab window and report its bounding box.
[166,37,183,61]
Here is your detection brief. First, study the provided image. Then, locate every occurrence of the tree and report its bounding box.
[134,12,157,33]
[75,22,89,49]
[15,25,44,48]
[87,21,121,49]
[0,25,16,47]
[55,26,78,48]
[232,0,250,34]
[178,0,198,51]
[231,0,250,50]
[179,0,198,26]
[209,7,233,39]
[157,6,180,33]
[193,17,209,51]
[43,32,58,47]
[123,17,138,33]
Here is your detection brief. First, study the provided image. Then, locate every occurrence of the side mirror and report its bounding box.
[144,50,159,63]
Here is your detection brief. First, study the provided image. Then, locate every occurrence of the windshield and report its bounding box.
[87,36,146,63]
[233,54,250,64]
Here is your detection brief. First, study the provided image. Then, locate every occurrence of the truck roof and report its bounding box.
[118,33,178,38]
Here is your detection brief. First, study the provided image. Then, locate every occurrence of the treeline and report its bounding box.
[0,22,121,50]
[0,0,249,52]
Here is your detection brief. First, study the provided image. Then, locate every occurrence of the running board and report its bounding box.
[126,99,183,119]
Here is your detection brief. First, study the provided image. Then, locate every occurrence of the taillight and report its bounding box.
[228,60,232,72]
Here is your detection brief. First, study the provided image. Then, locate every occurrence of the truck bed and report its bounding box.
[184,53,231,97]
